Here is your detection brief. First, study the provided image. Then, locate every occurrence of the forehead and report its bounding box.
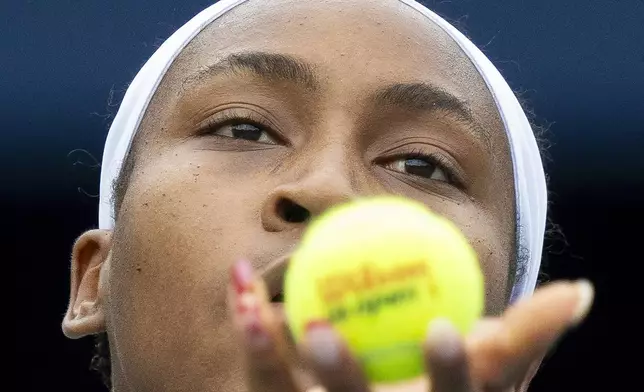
[152,0,506,151]
[188,0,466,74]
[181,2,493,103]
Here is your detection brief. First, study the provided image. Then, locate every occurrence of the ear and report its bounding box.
[62,229,112,339]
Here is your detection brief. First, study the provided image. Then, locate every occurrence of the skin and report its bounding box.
[61,1,593,391]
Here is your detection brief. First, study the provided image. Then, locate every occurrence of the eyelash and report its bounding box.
[197,110,285,144]
[381,148,463,188]
[197,113,463,188]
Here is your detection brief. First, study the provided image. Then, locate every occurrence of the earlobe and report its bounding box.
[62,229,112,339]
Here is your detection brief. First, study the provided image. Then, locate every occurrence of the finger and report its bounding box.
[466,280,594,387]
[229,259,300,392]
[300,321,370,392]
[424,319,474,392]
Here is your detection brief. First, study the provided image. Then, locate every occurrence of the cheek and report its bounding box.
[468,220,511,316]
[432,203,512,316]
[105,148,274,390]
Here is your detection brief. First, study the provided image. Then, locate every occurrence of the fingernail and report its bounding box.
[231,259,254,294]
[426,318,462,359]
[571,279,594,325]
[305,321,341,367]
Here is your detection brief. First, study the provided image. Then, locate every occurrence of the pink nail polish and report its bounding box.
[231,259,254,294]
[305,320,340,366]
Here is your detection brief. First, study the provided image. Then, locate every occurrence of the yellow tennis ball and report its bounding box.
[283,196,484,383]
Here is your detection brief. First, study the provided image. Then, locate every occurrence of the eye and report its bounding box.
[383,156,449,182]
[212,122,278,145]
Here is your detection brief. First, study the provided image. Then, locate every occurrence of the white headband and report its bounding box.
[98,0,547,302]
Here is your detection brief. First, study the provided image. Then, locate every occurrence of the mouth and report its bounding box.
[261,254,296,344]
[260,254,319,389]
[261,254,290,304]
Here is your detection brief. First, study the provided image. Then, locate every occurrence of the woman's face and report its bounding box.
[93,0,516,390]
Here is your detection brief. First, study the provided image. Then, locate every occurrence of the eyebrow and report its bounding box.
[372,83,491,147]
[188,51,491,148]
[189,51,320,91]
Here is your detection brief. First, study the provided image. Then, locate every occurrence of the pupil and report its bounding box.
[405,158,434,178]
[231,124,261,141]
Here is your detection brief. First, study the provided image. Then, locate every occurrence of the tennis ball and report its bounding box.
[283,196,484,383]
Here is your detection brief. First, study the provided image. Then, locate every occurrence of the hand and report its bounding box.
[228,259,594,392]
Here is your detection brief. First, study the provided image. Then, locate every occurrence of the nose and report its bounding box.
[261,163,360,232]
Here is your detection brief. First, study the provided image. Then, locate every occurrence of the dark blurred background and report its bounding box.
[6,0,643,391]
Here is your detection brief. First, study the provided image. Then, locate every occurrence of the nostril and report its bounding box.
[276,198,310,224]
